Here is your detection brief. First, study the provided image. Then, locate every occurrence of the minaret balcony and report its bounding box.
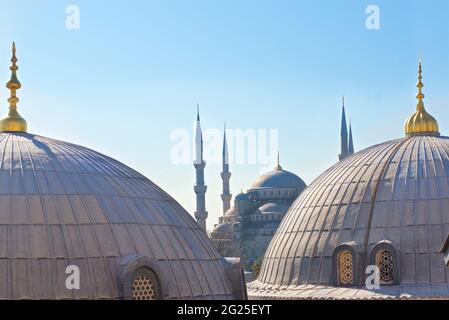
[194,185,208,194]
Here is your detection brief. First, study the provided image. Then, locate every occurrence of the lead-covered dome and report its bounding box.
[249,63,449,300]
[249,136,449,299]
[0,43,242,300]
[0,132,235,300]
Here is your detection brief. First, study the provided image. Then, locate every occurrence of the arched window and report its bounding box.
[131,267,161,300]
[375,250,394,285]
[337,250,354,285]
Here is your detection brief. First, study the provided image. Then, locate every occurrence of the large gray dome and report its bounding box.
[0,132,235,300]
[249,136,449,299]
[250,167,306,190]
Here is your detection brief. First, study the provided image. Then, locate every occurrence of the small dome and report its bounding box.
[211,223,233,239]
[257,202,281,214]
[224,207,237,217]
[255,202,289,215]
[250,167,306,190]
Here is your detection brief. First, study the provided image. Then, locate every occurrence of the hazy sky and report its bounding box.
[1,0,449,229]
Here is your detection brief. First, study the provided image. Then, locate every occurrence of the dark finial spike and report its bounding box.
[222,122,229,162]
[275,148,283,171]
[339,97,349,161]
[348,119,354,155]
[341,102,348,136]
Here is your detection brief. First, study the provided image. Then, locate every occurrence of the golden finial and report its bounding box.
[405,61,439,137]
[0,42,27,133]
[416,60,424,106]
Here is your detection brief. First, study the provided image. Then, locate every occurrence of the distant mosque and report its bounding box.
[193,100,355,270]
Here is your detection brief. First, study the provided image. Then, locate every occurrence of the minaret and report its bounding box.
[193,106,208,231]
[338,97,349,161]
[0,42,27,133]
[348,120,354,155]
[220,123,232,214]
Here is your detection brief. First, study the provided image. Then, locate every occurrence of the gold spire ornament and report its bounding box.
[0,42,27,133]
[405,61,439,137]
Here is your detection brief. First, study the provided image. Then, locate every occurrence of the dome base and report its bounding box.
[248,282,449,300]
[406,131,440,138]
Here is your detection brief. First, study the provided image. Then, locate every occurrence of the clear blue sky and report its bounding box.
[1,0,449,229]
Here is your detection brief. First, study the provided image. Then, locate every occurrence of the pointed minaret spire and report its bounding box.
[0,42,28,133]
[348,120,354,155]
[338,96,349,161]
[194,104,203,164]
[221,122,232,214]
[193,106,207,231]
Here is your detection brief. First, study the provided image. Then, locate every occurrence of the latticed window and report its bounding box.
[337,250,354,285]
[376,250,394,284]
[131,268,161,300]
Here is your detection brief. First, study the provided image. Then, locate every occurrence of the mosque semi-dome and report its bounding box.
[248,62,449,299]
[0,44,244,300]
[210,223,234,239]
[256,202,289,215]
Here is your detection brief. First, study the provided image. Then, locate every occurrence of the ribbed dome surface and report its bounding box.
[249,135,449,299]
[250,168,306,189]
[0,132,233,299]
